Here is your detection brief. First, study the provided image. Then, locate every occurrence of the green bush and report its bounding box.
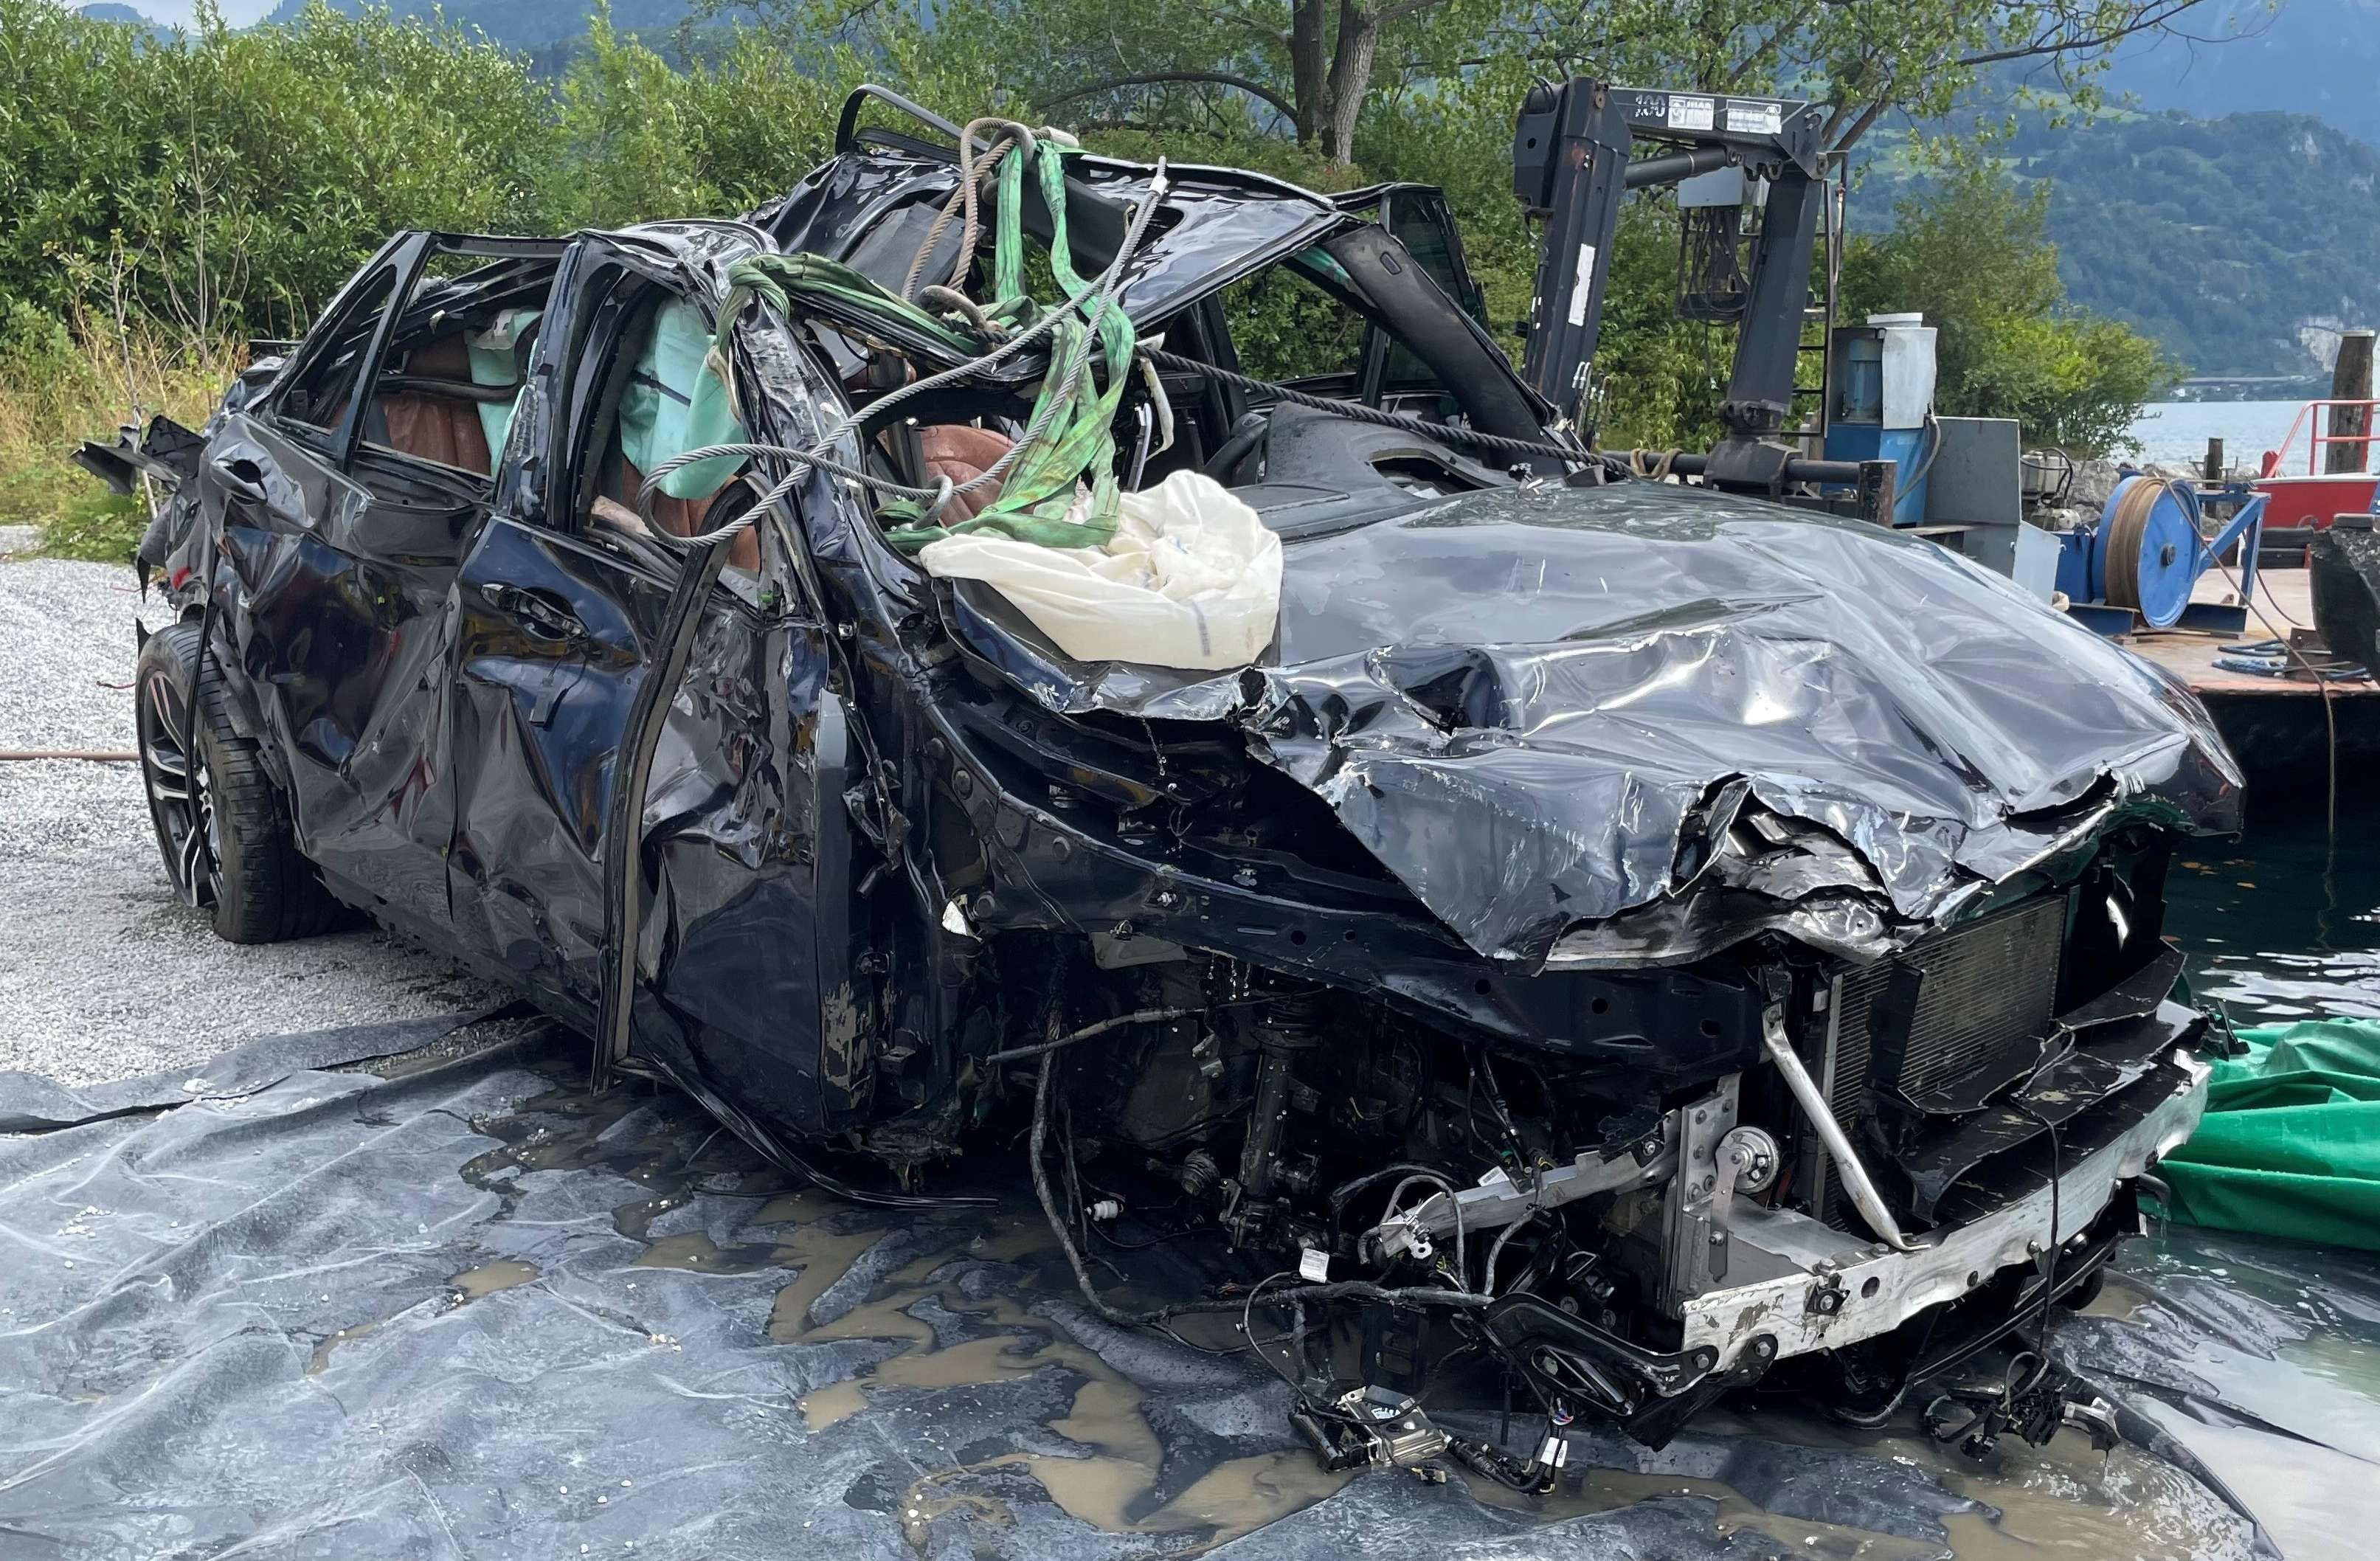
[38,487,145,563]
[0,0,2178,539]
[0,302,81,380]
[0,0,560,342]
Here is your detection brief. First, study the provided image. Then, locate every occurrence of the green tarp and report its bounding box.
[2161,1018,2380,1252]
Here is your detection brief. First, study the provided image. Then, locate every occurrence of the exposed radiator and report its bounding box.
[1797,895,2067,1228]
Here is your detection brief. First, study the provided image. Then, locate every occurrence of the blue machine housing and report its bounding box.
[1824,319,1935,526]
[1825,422,1930,526]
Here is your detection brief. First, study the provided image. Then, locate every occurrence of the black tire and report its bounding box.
[2058,1264,2107,1312]
[134,621,344,944]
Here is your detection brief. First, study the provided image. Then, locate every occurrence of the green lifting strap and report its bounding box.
[713,252,994,363]
[884,139,1135,552]
[709,142,1138,555]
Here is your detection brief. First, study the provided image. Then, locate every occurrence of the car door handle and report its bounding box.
[480,581,588,643]
[209,454,271,504]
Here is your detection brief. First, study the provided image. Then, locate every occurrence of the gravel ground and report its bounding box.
[0,550,508,1087]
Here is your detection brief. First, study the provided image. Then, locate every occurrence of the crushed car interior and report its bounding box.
[80,86,2243,1485]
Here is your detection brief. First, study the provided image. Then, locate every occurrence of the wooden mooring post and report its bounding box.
[2330,328,2375,474]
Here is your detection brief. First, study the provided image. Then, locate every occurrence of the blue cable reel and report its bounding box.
[2070,474,2268,634]
[2095,477,2203,628]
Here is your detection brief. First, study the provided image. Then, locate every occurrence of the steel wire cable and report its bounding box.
[1141,348,1599,468]
[638,160,1171,543]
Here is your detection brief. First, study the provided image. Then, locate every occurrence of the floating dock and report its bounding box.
[2125,568,2378,800]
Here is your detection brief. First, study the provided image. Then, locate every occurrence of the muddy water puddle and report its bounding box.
[1728,1406,2255,1561]
[451,1070,2314,1557]
[747,1197,1353,1544]
[310,1258,546,1374]
[452,1257,541,1300]
[884,1372,1351,1548]
[457,1079,1353,1548]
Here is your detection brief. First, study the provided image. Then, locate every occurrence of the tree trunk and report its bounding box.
[1289,0,1326,145]
[1320,0,1378,165]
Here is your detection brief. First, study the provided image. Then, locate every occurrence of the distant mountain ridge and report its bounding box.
[256,0,702,46]
[2086,0,2380,153]
[2016,110,2380,381]
[71,1,178,33]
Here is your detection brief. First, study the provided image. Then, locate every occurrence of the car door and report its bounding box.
[211,232,564,939]
[1358,186,1496,405]
[446,229,870,1143]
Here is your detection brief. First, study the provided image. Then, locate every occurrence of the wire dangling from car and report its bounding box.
[1027,1042,1496,1328]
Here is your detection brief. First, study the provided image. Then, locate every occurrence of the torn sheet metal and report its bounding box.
[0,1030,2294,1560]
[947,480,2244,966]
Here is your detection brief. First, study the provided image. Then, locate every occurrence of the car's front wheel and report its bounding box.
[134,621,342,944]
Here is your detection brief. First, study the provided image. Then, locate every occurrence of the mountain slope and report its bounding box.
[70,1,179,33]
[2013,111,2380,380]
[1858,109,2380,381]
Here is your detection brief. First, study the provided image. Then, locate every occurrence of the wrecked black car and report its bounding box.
[82,91,2240,1477]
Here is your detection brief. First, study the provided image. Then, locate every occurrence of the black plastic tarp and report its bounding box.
[0,1011,502,1135]
[1,1027,2363,1559]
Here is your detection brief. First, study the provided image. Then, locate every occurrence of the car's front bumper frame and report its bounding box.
[1677,1049,2210,1370]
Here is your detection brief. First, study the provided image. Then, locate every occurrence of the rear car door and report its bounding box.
[212,234,564,937]
[447,229,871,1141]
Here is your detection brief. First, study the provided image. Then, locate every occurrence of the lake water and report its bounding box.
[2127,398,2380,474]
[2128,404,2379,1025]
[2166,807,2380,1026]
[2126,399,2320,468]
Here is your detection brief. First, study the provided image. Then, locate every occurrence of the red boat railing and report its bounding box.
[2261,398,2379,477]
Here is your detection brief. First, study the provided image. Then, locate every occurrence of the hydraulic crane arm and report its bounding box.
[1512,82,1838,482]
[1512,80,1889,510]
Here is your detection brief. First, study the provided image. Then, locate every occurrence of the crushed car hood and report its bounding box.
[947,480,2244,969]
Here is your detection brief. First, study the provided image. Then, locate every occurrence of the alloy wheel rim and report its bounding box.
[141,665,218,909]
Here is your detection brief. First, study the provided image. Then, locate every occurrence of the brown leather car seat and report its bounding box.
[618,455,760,573]
[376,336,491,473]
[916,424,1013,522]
